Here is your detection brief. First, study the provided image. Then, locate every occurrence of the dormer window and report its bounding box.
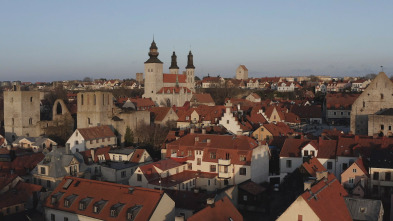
[93,200,107,214]
[239,155,246,161]
[64,194,78,208]
[110,203,125,218]
[127,205,142,221]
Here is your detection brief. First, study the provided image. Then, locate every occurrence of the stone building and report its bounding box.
[4,87,41,140]
[143,40,195,107]
[3,86,74,142]
[76,91,150,143]
[350,72,393,135]
[236,65,248,80]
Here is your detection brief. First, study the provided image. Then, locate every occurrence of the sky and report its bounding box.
[1,1,393,82]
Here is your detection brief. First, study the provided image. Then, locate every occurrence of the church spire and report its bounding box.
[169,51,179,69]
[145,39,162,64]
[186,51,195,69]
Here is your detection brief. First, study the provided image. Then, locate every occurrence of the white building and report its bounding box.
[65,125,117,153]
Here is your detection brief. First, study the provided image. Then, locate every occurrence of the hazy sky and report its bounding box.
[1,1,392,82]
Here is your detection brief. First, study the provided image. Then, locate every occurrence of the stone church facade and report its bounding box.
[4,86,74,142]
[143,40,195,107]
[350,72,393,135]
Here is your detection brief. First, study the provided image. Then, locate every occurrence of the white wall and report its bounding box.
[251,145,270,183]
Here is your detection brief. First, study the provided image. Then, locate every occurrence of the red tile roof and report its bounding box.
[191,93,215,104]
[263,122,294,136]
[45,177,165,221]
[354,157,368,175]
[149,170,217,187]
[0,173,18,191]
[166,134,258,165]
[130,149,146,163]
[79,146,111,163]
[302,158,327,177]
[326,93,360,110]
[0,181,43,208]
[150,107,172,122]
[239,180,266,195]
[290,105,322,119]
[301,174,351,221]
[188,196,243,221]
[0,153,45,176]
[77,125,115,141]
[163,74,186,83]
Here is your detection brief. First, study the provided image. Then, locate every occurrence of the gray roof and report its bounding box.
[344,197,383,221]
[12,136,56,147]
[101,162,138,170]
[39,147,79,178]
[122,99,136,109]
[108,148,135,155]
[376,108,393,116]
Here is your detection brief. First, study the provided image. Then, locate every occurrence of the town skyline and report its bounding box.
[1,1,393,81]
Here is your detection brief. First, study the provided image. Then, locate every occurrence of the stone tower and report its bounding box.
[236,65,248,80]
[4,87,41,141]
[350,72,393,135]
[169,51,179,75]
[77,91,115,128]
[186,51,195,92]
[143,40,163,100]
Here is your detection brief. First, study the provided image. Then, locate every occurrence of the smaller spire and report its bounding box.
[186,50,195,69]
[169,51,179,69]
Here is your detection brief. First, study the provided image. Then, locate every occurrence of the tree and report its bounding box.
[83,77,92,82]
[124,126,134,147]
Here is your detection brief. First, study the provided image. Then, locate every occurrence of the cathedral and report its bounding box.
[143,40,195,107]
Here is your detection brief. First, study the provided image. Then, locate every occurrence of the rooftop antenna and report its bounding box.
[381,66,384,72]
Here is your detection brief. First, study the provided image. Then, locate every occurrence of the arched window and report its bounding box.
[56,102,62,115]
[29,118,33,125]
[30,97,33,102]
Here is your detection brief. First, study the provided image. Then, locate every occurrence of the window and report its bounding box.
[64,199,70,207]
[119,156,122,161]
[386,172,391,181]
[29,118,33,125]
[188,163,192,170]
[96,139,99,143]
[137,174,142,181]
[298,215,303,221]
[227,120,229,124]
[210,165,216,172]
[349,177,354,184]
[208,180,211,186]
[310,151,315,157]
[327,162,333,170]
[341,112,343,116]
[30,97,33,102]
[381,125,385,130]
[333,112,337,116]
[373,172,379,180]
[360,207,367,213]
[390,126,392,131]
[41,167,46,175]
[381,93,384,99]
[240,168,246,175]
[304,150,308,156]
[75,140,79,145]
[121,171,126,178]
[47,180,51,188]
[210,152,216,159]
[64,218,69,221]
[197,158,201,165]
[102,138,105,142]
[286,160,292,168]
[239,155,246,161]
[90,140,93,144]
[353,168,357,173]
[188,150,192,156]
[342,163,348,171]
[51,214,55,221]
[79,201,86,210]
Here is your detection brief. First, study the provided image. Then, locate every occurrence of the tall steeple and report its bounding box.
[169,51,179,70]
[186,51,195,69]
[145,39,162,64]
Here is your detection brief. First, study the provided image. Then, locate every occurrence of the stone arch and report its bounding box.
[52,99,70,117]
[56,102,62,115]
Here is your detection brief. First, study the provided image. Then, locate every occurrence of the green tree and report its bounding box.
[124,126,134,147]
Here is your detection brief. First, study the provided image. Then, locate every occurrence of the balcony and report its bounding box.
[219,172,231,179]
[218,159,231,165]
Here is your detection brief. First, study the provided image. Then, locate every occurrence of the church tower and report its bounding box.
[143,40,163,99]
[185,51,195,92]
[169,51,179,75]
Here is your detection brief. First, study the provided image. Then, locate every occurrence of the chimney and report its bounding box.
[206,198,215,205]
[195,137,199,142]
[175,216,185,221]
[304,180,313,191]
[316,170,328,180]
[202,128,206,134]
[128,187,135,194]
[190,128,195,134]
[206,139,211,144]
